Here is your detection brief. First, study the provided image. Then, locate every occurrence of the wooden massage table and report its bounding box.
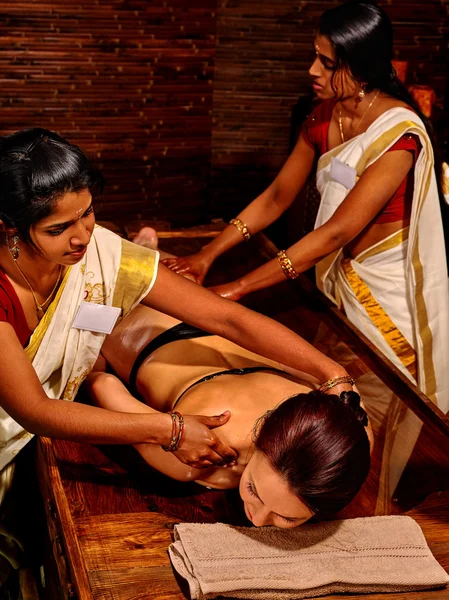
[36,224,449,600]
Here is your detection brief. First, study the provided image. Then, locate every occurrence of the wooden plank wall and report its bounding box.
[0,0,217,224]
[210,0,315,220]
[0,2,447,225]
[210,0,449,219]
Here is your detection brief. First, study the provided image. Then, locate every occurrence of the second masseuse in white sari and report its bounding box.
[163,0,449,411]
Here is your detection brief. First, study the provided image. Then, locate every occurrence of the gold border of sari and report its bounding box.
[25,267,72,362]
[341,231,417,380]
[112,238,158,317]
[318,116,437,401]
[355,121,436,398]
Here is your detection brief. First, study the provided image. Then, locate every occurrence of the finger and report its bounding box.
[163,260,182,269]
[191,453,221,468]
[212,439,238,462]
[173,265,192,275]
[202,411,231,428]
[161,258,177,265]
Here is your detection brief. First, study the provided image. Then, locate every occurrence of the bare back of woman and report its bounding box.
[90,304,313,489]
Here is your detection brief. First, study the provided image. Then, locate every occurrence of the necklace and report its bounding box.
[338,90,380,143]
[10,257,62,320]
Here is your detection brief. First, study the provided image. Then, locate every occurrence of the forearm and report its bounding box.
[216,303,348,384]
[18,395,171,447]
[199,185,290,263]
[236,224,343,297]
[147,266,347,383]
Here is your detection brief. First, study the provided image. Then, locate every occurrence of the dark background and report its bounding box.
[0,0,447,232]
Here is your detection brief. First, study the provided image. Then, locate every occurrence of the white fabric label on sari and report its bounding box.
[72,302,121,334]
[330,157,357,190]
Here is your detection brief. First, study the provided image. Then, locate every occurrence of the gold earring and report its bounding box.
[358,85,366,99]
[8,235,20,260]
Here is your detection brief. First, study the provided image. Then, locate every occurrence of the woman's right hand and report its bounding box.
[162,252,212,285]
[173,412,238,469]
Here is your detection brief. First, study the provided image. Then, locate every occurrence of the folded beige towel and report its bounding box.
[168,516,449,600]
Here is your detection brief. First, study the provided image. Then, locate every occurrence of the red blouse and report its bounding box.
[302,100,421,224]
[0,269,30,347]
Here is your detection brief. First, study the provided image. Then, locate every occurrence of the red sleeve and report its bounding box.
[0,272,30,347]
[302,107,319,150]
[388,133,421,160]
[301,100,336,156]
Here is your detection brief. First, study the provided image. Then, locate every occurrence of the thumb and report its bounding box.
[202,411,231,429]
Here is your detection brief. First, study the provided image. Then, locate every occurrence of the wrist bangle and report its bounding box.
[161,411,185,452]
[162,412,179,452]
[230,218,251,241]
[173,411,184,451]
[318,375,355,393]
[277,250,299,280]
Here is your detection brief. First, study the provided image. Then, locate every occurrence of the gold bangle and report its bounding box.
[230,218,251,241]
[277,250,299,280]
[161,412,179,452]
[318,375,355,393]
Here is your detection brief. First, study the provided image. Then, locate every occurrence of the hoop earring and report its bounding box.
[8,235,20,260]
[358,84,366,100]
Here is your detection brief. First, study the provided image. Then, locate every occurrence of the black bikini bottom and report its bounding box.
[129,322,286,404]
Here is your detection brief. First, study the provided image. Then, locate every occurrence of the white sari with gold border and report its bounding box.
[315,107,449,412]
[0,225,159,471]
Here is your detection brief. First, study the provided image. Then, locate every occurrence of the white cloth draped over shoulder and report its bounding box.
[314,107,449,412]
[0,225,159,471]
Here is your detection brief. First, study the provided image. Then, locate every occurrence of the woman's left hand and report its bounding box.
[208,280,245,301]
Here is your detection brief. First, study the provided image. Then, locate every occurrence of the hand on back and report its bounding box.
[173,412,238,469]
[162,252,211,285]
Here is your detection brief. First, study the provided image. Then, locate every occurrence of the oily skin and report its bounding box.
[239,450,314,528]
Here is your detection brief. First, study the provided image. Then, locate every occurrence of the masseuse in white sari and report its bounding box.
[0,127,354,587]
[0,129,353,472]
[162,0,449,411]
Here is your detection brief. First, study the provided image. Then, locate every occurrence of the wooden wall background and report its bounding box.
[0,0,217,224]
[0,1,447,226]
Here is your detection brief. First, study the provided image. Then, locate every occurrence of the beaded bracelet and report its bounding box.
[172,411,184,452]
[230,218,251,242]
[318,375,355,393]
[162,411,185,453]
[162,412,179,452]
[277,250,299,280]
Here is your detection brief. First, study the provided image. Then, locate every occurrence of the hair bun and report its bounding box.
[339,391,368,427]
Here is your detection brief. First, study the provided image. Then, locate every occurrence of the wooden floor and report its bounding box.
[36,228,449,600]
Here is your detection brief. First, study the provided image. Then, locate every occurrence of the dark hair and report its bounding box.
[255,390,370,516]
[318,0,449,269]
[0,128,103,244]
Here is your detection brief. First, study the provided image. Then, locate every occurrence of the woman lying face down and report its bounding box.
[88,305,371,529]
